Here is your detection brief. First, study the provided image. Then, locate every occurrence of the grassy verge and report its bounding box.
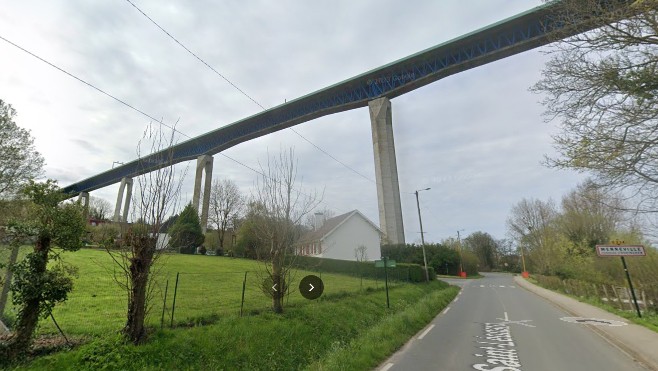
[307,284,459,370]
[528,277,658,333]
[14,280,456,370]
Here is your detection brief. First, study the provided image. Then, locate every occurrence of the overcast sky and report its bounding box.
[0,0,586,244]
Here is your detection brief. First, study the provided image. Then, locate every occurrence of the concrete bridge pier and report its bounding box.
[78,191,90,221]
[113,177,133,223]
[369,97,405,245]
[192,155,213,234]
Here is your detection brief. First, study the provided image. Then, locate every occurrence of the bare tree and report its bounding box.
[103,122,185,344]
[506,198,564,274]
[89,196,112,221]
[252,148,321,313]
[533,0,658,214]
[208,179,244,252]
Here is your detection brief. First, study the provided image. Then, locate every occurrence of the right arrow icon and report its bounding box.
[299,275,324,300]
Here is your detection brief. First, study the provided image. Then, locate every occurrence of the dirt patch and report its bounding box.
[0,333,89,357]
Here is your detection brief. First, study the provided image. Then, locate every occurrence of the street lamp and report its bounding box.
[414,188,431,282]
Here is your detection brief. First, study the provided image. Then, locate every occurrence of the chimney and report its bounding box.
[314,212,324,231]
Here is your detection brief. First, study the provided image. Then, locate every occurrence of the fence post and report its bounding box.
[240,271,247,317]
[170,272,180,328]
[160,279,169,329]
[612,286,624,310]
[602,284,610,305]
[641,290,648,312]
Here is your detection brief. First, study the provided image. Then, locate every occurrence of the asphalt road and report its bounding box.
[380,272,647,371]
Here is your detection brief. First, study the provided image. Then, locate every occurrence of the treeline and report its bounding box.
[505,181,658,289]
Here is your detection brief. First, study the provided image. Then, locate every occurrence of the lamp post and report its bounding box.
[414,188,431,282]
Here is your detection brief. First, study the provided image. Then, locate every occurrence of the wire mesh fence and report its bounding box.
[0,264,404,339]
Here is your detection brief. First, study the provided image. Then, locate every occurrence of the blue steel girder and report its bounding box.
[62,0,632,196]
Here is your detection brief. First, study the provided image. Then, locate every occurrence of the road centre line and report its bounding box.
[380,362,394,371]
[418,324,435,340]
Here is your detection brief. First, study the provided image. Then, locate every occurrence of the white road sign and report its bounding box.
[595,245,646,257]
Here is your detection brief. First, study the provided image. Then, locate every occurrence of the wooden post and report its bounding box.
[612,286,624,310]
[641,290,649,312]
[602,284,610,305]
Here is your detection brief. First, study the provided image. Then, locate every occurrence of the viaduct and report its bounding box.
[63,1,627,243]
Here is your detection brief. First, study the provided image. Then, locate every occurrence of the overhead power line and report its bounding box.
[123,0,376,184]
[0,34,338,213]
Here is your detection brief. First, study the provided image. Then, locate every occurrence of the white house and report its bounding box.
[297,210,382,261]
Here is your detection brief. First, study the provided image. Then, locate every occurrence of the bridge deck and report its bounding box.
[62,1,621,195]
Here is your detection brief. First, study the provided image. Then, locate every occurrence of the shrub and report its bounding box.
[290,256,431,282]
[198,246,207,255]
[169,204,204,254]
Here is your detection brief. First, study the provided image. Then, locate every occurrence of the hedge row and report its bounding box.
[290,255,435,282]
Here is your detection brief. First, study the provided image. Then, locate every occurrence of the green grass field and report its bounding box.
[2,247,395,336]
[2,246,459,370]
[20,281,458,370]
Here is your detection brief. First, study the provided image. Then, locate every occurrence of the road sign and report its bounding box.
[596,245,646,257]
[375,259,396,268]
[595,243,645,318]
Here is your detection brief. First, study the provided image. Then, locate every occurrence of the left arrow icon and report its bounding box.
[272,283,278,292]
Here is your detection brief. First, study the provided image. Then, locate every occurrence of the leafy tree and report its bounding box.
[428,246,460,276]
[0,100,45,199]
[234,202,269,259]
[557,181,623,256]
[1,180,85,362]
[533,0,658,213]
[169,203,204,254]
[462,231,499,271]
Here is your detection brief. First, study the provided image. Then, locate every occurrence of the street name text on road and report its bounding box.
[595,245,645,257]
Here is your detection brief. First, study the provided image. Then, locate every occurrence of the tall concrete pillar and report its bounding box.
[369,97,405,245]
[78,191,90,221]
[192,155,213,234]
[113,177,133,223]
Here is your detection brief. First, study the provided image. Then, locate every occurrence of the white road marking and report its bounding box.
[480,285,485,287]
[499,285,505,287]
[380,362,394,371]
[504,312,509,321]
[560,317,627,327]
[443,306,451,314]
[418,324,435,340]
[454,297,459,302]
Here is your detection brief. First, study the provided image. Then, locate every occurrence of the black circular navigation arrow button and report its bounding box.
[299,275,324,300]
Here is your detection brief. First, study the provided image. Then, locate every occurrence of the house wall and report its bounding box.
[321,214,380,261]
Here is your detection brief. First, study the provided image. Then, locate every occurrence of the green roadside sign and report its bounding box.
[375,259,396,268]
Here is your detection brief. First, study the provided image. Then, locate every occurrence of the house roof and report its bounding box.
[298,210,381,244]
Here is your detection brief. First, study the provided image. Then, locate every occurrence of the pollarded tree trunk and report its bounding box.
[6,238,49,359]
[271,268,283,314]
[124,237,155,344]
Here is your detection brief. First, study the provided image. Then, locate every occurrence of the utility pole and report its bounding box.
[457,229,464,277]
[414,188,431,282]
